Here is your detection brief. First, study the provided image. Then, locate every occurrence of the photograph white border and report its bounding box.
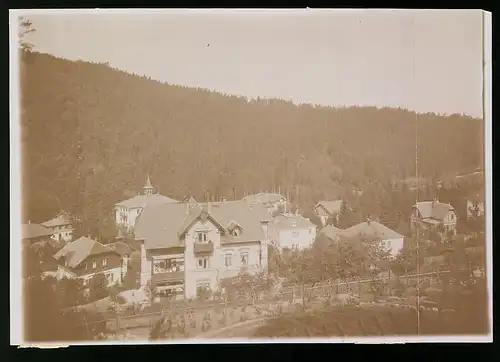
[9,8,493,345]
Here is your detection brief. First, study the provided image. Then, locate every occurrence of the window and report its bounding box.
[102,258,108,267]
[292,231,299,238]
[292,221,296,227]
[240,252,249,265]
[197,232,208,242]
[224,254,232,267]
[196,282,211,299]
[92,261,97,269]
[232,228,240,236]
[197,257,209,269]
[84,263,87,271]
[309,229,312,235]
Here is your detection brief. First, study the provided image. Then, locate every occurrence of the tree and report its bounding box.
[24,276,105,342]
[19,16,35,53]
[21,51,483,236]
[56,277,87,309]
[88,274,109,302]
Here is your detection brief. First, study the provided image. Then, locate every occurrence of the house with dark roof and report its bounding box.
[411,199,457,235]
[336,219,404,257]
[22,222,54,246]
[270,212,317,251]
[243,192,287,215]
[53,236,129,286]
[313,200,344,227]
[134,198,272,300]
[115,176,178,232]
[41,212,74,243]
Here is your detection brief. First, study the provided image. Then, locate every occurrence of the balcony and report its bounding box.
[151,270,184,285]
[194,241,214,255]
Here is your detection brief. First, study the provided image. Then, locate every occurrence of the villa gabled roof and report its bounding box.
[414,201,454,221]
[243,193,286,205]
[41,214,72,228]
[314,200,343,215]
[272,213,315,230]
[135,200,271,250]
[320,225,344,240]
[106,241,133,256]
[53,237,117,268]
[115,193,178,208]
[22,223,54,240]
[339,221,403,241]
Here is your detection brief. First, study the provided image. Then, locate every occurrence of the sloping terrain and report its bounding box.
[21,52,482,233]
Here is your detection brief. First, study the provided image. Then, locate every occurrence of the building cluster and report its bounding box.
[22,174,483,303]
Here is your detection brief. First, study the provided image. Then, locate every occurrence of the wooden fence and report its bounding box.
[82,268,477,336]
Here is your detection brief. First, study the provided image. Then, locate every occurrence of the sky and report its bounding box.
[20,9,484,117]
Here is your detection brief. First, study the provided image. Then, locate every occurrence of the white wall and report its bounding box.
[383,237,404,258]
[277,226,316,251]
[443,210,457,233]
[57,265,122,286]
[219,243,263,280]
[115,206,142,231]
[184,219,220,299]
[51,225,74,243]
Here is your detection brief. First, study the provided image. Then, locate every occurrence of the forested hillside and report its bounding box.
[20,52,483,235]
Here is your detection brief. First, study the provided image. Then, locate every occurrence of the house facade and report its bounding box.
[270,213,317,251]
[243,192,287,215]
[313,200,343,227]
[135,198,271,300]
[465,190,485,220]
[411,200,457,235]
[53,237,128,286]
[115,176,178,232]
[41,213,74,244]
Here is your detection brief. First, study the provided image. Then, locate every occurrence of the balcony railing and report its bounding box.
[194,241,214,255]
[151,270,184,285]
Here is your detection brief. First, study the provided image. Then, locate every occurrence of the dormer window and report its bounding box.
[102,258,108,267]
[92,261,97,269]
[232,227,241,237]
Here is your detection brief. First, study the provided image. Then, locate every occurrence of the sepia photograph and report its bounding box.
[10,8,492,345]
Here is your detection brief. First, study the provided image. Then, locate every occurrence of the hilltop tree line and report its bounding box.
[20,50,483,237]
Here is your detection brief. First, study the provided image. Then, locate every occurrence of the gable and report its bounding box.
[178,209,227,239]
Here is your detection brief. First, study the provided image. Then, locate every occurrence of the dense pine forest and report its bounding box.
[20,52,483,237]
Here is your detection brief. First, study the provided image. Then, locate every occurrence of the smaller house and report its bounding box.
[465,189,485,220]
[338,219,404,257]
[41,213,74,244]
[270,212,317,251]
[22,222,54,247]
[53,236,127,286]
[115,176,178,233]
[411,199,457,235]
[243,192,287,215]
[106,241,133,279]
[313,200,343,227]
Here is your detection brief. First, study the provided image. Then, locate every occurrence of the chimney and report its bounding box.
[28,220,31,224]
[366,217,371,226]
[185,202,189,215]
[260,220,269,241]
[208,202,211,213]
